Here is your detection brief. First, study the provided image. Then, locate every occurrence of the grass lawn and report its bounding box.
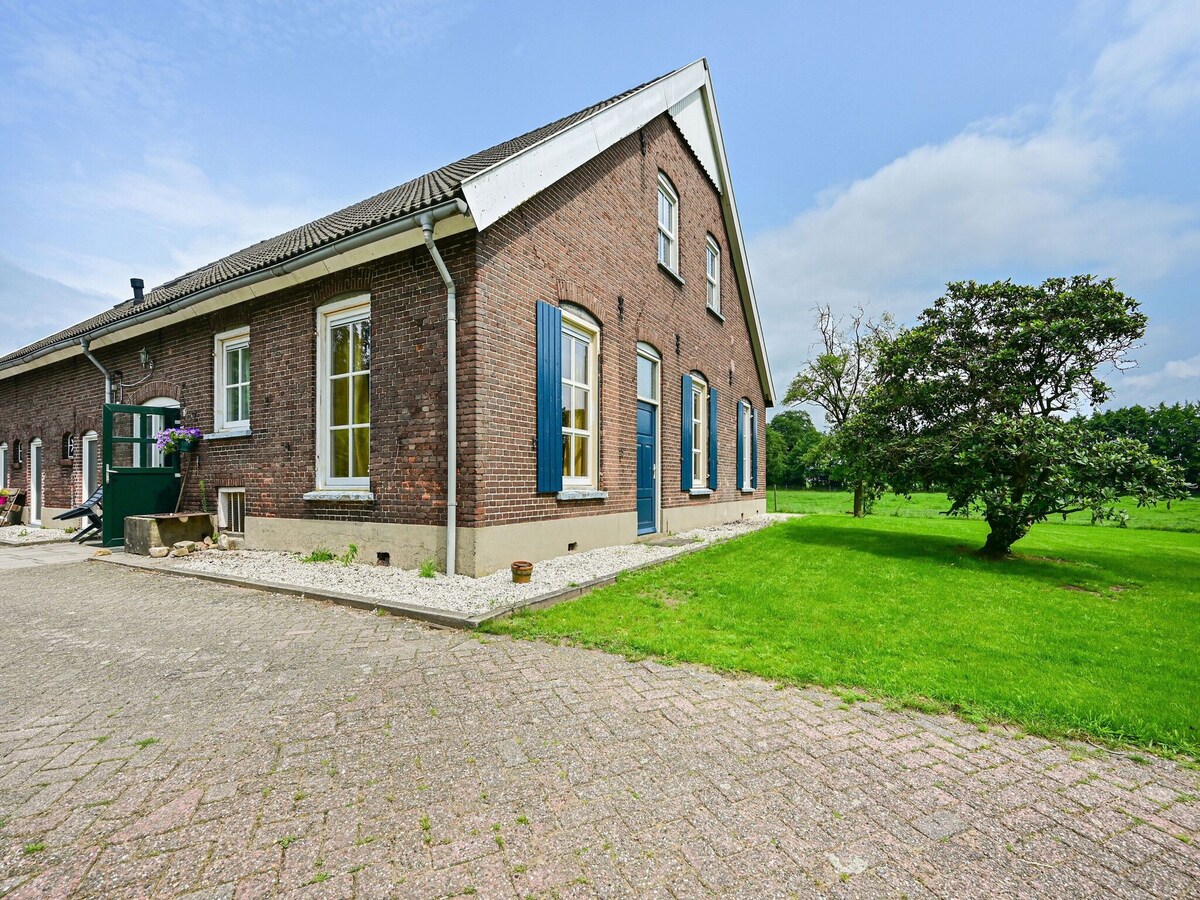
[484,514,1200,756]
[768,488,1200,532]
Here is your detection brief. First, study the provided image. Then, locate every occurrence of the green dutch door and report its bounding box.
[101,404,183,547]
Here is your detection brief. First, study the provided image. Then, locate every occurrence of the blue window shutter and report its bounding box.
[708,386,718,489]
[736,401,745,490]
[536,301,563,493]
[751,407,759,489]
[680,374,693,491]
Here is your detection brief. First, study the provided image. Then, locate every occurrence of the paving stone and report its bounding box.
[0,562,1197,898]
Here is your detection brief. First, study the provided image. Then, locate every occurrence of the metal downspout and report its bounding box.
[420,214,458,575]
[79,338,113,404]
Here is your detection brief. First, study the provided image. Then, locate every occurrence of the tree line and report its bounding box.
[770,401,1200,491]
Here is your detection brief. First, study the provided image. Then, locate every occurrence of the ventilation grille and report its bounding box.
[219,488,246,533]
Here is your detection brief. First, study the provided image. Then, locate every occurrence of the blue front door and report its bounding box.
[637,401,656,535]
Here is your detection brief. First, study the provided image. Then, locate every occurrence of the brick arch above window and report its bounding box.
[311,272,373,307]
[75,413,101,436]
[132,381,185,407]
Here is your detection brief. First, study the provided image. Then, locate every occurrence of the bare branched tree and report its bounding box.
[785,304,894,516]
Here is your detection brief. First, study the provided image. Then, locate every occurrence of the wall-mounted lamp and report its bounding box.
[139,348,154,369]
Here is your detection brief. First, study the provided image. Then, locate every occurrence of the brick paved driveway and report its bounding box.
[1,563,1197,899]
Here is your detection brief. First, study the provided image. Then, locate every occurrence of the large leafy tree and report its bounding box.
[845,276,1187,556]
[785,305,893,515]
[766,410,822,487]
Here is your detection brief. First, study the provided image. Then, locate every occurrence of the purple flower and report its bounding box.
[153,426,203,452]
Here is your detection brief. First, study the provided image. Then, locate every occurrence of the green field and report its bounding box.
[485,511,1200,756]
[768,489,1200,532]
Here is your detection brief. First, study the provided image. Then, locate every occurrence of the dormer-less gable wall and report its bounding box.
[468,112,767,537]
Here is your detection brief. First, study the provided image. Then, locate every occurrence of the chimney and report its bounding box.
[130,277,145,303]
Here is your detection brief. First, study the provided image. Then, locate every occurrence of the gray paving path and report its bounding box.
[0,562,1197,899]
[0,542,98,571]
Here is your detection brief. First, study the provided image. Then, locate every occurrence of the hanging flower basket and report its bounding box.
[154,426,203,455]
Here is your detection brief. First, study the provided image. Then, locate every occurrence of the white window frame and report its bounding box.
[636,343,661,532]
[741,401,753,491]
[81,432,99,502]
[561,308,599,489]
[214,326,251,432]
[705,235,721,315]
[0,442,7,489]
[657,173,679,273]
[29,437,43,525]
[316,294,372,491]
[691,374,708,490]
[218,487,247,533]
[636,343,660,406]
[137,397,179,468]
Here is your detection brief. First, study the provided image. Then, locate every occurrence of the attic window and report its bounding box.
[657,173,679,273]
[705,235,721,315]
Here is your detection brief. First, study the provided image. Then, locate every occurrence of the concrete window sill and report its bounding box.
[706,306,725,323]
[740,488,756,495]
[204,428,252,440]
[689,488,713,497]
[557,489,609,501]
[658,262,685,287]
[303,490,375,502]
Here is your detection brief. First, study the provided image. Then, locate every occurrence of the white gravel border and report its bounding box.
[0,525,73,545]
[172,514,791,615]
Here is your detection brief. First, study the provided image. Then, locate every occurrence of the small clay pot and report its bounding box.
[511,560,534,584]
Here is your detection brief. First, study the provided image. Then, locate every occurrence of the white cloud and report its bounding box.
[43,151,331,294]
[179,0,467,54]
[752,0,1200,406]
[0,256,115,356]
[1083,0,1200,121]
[1123,353,1200,389]
[0,11,176,125]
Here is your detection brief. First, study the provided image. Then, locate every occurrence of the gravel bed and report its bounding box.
[172,514,791,615]
[0,525,73,545]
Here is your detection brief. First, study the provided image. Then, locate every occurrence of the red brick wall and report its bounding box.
[0,236,475,528]
[469,113,768,528]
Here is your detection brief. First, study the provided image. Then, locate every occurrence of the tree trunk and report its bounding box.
[852,481,865,518]
[980,516,1029,558]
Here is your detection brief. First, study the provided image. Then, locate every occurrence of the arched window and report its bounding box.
[62,432,76,460]
[139,397,180,468]
[81,431,100,501]
[29,438,43,525]
[13,439,22,466]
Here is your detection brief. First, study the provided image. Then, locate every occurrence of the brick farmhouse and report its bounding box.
[0,60,775,576]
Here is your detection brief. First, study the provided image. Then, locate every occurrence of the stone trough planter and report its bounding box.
[125,512,218,556]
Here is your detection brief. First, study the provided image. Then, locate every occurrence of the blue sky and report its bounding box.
[1,0,1197,411]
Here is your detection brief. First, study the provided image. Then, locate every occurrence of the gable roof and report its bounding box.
[1,60,775,403]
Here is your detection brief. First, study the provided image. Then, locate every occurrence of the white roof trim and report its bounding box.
[462,60,709,231]
[461,59,776,404]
